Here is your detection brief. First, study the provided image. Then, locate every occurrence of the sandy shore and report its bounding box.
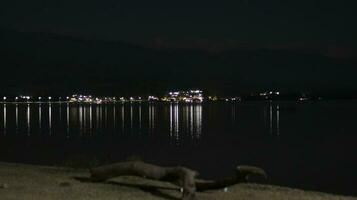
[0,162,355,200]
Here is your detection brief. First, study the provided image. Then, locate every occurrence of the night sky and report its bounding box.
[0,0,356,94]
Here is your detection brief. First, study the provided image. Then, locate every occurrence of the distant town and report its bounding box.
[0,90,205,104]
[0,89,356,104]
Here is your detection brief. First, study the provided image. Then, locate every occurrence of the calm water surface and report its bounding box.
[0,101,356,195]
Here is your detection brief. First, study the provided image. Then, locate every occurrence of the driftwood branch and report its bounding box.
[90,161,267,200]
[90,161,198,199]
[195,165,267,191]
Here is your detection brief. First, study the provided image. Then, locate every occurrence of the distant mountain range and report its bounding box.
[0,29,356,96]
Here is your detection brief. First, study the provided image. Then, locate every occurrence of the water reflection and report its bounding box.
[104,106,108,128]
[66,104,70,136]
[190,105,194,135]
[185,106,189,132]
[89,105,93,134]
[195,105,202,138]
[121,105,125,132]
[277,105,280,136]
[79,105,83,133]
[1,103,203,141]
[96,105,100,130]
[49,103,52,135]
[3,104,6,135]
[130,105,133,130]
[0,102,285,141]
[27,104,30,135]
[15,104,19,133]
[84,106,86,132]
[232,103,236,123]
[268,102,280,136]
[169,104,173,136]
[139,105,142,131]
[39,104,42,130]
[270,103,273,134]
[113,105,116,129]
[149,104,155,133]
[168,103,202,144]
[59,104,62,121]
[169,103,179,142]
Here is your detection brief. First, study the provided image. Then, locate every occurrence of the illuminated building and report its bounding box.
[166,90,204,103]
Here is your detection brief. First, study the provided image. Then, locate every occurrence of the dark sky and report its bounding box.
[1,0,357,95]
[1,0,356,58]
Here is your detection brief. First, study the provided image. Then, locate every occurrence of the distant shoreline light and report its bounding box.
[0,89,250,104]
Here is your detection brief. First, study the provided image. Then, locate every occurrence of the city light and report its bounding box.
[0,90,250,104]
[148,96,159,101]
[165,90,204,103]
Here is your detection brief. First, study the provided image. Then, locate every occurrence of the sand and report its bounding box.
[0,162,356,200]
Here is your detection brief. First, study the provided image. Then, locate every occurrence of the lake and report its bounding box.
[0,101,356,196]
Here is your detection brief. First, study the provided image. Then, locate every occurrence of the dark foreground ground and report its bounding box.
[0,162,356,200]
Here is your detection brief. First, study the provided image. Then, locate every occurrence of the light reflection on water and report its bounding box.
[66,103,69,137]
[26,104,30,135]
[38,104,42,130]
[268,102,280,136]
[3,104,6,135]
[0,103,209,141]
[49,103,52,135]
[0,102,285,140]
[16,104,18,133]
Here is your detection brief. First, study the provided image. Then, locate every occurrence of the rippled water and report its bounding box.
[0,101,356,195]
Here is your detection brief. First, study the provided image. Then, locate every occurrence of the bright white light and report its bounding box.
[26,96,30,100]
[48,97,52,100]
[148,96,159,101]
[3,97,6,100]
[15,97,18,100]
[38,97,42,100]
[66,97,69,100]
